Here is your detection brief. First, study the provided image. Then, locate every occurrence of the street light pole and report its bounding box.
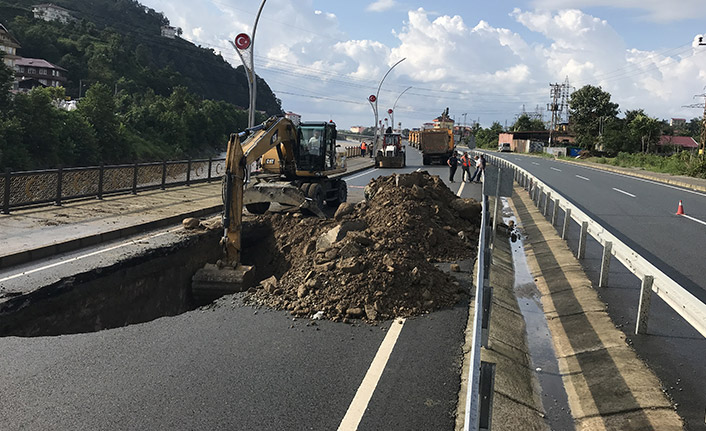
[368,58,406,154]
[390,86,412,134]
[230,0,267,128]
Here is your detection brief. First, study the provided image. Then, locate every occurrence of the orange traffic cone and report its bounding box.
[676,200,684,215]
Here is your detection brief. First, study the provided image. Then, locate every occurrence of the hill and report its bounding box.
[0,0,282,114]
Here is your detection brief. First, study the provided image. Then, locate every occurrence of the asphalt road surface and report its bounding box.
[489,151,706,431]
[0,146,483,431]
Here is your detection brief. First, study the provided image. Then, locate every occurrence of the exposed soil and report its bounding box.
[240,171,482,322]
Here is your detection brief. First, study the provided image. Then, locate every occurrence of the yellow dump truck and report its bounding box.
[419,129,454,165]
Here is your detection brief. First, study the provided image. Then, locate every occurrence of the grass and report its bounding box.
[562,151,706,179]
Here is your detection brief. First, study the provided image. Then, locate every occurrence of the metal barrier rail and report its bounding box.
[1,158,226,214]
[465,193,494,431]
[484,153,706,338]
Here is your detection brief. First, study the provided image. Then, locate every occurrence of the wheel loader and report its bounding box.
[375,131,406,168]
[191,115,347,303]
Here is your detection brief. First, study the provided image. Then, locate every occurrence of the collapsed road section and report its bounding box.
[0,171,482,336]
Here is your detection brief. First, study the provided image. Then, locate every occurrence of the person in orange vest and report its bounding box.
[460,152,472,182]
[361,141,367,157]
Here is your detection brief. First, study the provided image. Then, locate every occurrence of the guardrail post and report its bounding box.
[543,192,551,217]
[578,221,588,259]
[186,159,192,186]
[132,163,138,195]
[636,275,654,335]
[55,167,63,206]
[3,168,11,214]
[551,198,559,226]
[561,208,571,239]
[481,283,493,348]
[599,241,612,288]
[479,361,496,431]
[97,163,104,200]
[161,161,167,190]
[207,157,213,183]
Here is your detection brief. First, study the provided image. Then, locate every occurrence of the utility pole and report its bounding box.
[683,93,706,154]
[547,77,570,147]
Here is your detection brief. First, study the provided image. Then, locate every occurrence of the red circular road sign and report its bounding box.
[235,33,251,50]
[368,95,376,103]
[387,109,393,114]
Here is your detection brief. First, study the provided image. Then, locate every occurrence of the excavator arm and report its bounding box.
[222,116,299,265]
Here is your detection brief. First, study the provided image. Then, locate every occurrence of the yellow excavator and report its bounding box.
[191,115,347,302]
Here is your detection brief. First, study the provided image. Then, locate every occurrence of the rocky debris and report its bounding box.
[182,217,200,229]
[241,171,481,322]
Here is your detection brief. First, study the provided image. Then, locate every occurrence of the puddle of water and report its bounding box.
[501,197,575,431]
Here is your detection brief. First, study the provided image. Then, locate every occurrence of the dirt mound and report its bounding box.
[242,171,481,322]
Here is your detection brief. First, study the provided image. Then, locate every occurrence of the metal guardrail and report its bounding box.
[465,192,495,431]
[485,153,706,338]
[1,158,227,214]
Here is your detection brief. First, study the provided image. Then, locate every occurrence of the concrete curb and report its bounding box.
[0,161,376,271]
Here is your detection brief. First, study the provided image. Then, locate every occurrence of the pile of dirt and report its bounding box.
[241,171,482,322]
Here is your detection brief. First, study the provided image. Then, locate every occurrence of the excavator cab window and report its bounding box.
[298,126,326,171]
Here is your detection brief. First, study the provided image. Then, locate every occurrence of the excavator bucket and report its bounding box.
[191,263,256,305]
[244,181,326,218]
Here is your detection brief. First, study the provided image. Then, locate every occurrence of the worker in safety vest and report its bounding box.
[460,152,472,182]
[361,141,367,157]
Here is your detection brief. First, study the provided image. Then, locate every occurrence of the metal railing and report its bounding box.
[465,192,496,431]
[1,158,226,214]
[484,153,706,338]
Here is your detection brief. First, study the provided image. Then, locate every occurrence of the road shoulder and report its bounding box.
[509,185,683,430]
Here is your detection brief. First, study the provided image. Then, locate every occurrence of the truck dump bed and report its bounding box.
[419,130,453,165]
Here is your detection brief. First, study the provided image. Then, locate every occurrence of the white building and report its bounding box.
[32,4,73,24]
[285,111,301,126]
[161,25,177,39]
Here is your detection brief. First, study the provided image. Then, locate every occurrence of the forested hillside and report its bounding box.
[0,0,283,170]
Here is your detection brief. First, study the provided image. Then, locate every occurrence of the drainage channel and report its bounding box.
[501,197,575,431]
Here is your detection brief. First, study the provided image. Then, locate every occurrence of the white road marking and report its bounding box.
[679,213,706,226]
[457,181,466,197]
[612,187,636,198]
[550,167,562,172]
[337,318,406,431]
[348,185,365,189]
[0,228,179,283]
[576,175,590,181]
[532,162,540,165]
[574,164,706,198]
[346,168,379,181]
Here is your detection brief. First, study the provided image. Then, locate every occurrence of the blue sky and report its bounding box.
[142,0,706,130]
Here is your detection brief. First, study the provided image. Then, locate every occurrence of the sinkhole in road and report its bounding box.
[0,223,281,338]
[502,197,575,431]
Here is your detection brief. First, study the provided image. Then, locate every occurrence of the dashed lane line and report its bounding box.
[337,318,406,431]
[456,181,466,197]
[576,175,590,181]
[612,187,636,198]
[550,167,562,172]
[679,213,706,226]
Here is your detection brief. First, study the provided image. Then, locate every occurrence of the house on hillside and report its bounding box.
[349,126,365,134]
[433,109,454,130]
[285,111,301,126]
[161,25,178,39]
[32,4,73,24]
[0,23,21,70]
[670,118,687,128]
[14,57,67,90]
[657,135,698,154]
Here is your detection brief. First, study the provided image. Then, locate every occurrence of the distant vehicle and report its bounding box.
[419,129,454,165]
[499,142,512,152]
[375,132,406,168]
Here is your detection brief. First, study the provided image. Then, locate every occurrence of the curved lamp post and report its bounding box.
[230,0,267,128]
[368,58,406,153]
[389,85,412,133]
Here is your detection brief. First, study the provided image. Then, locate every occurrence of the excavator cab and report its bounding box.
[297,122,338,172]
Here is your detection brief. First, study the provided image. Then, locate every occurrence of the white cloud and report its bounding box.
[366,0,398,13]
[139,0,706,129]
[530,0,706,22]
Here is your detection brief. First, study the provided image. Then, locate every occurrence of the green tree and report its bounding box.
[78,83,125,161]
[569,85,619,152]
[629,114,661,153]
[511,113,545,131]
[0,55,13,111]
[476,122,504,149]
